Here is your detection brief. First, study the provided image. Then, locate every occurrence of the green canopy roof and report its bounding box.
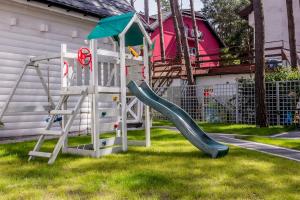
[87,12,145,47]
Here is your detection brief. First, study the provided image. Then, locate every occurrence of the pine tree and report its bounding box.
[173,0,194,85]
[169,0,183,60]
[156,0,166,62]
[189,0,200,67]
[286,0,298,68]
[253,0,268,127]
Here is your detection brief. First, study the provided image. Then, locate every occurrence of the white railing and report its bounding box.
[61,44,144,89]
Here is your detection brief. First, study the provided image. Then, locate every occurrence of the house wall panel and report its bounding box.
[248,0,300,49]
[151,14,222,67]
[0,1,110,137]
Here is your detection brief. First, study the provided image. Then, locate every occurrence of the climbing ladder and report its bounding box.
[28,87,88,164]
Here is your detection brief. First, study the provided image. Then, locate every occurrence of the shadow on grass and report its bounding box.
[113,171,171,189]
[1,129,300,199]
[153,120,295,136]
[127,148,210,159]
[237,136,300,151]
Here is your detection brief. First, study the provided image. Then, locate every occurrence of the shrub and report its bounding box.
[236,67,300,83]
[265,67,300,82]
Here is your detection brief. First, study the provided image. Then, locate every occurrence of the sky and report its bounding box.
[130,0,203,16]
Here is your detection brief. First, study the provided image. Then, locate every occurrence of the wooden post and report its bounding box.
[253,0,268,127]
[286,0,298,68]
[189,0,200,67]
[170,0,183,60]
[157,0,166,62]
[173,0,194,85]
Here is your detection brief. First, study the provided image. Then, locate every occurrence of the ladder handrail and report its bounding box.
[29,87,88,164]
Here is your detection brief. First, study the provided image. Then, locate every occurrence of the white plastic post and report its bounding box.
[61,44,68,88]
[276,81,280,125]
[120,35,128,151]
[61,44,68,149]
[62,97,68,149]
[143,37,151,147]
[235,83,239,124]
[90,39,100,156]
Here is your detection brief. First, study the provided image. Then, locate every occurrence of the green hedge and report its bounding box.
[266,67,300,82]
[237,67,300,83]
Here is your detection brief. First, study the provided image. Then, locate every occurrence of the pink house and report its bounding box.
[150,10,225,68]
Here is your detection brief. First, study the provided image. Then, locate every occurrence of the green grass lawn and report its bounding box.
[153,120,294,136]
[237,136,300,151]
[1,128,300,199]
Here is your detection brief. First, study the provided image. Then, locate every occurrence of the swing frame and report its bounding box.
[0,54,60,127]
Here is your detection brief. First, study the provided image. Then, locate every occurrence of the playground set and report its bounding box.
[0,12,228,164]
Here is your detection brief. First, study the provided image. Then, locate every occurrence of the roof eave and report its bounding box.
[29,0,104,18]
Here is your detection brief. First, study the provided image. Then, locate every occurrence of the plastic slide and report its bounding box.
[127,81,229,158]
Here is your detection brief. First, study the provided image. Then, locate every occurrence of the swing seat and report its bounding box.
[54,116,63,123]
[46,115,63,123]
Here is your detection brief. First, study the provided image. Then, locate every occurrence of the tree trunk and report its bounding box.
[144,0,149,23]
[173,0,195,85]
[253,0,268,127]
[169,0,183,60]
[157,0,166,62]
[286,0,298,68]
[189,0,200,68]
[130,0,134,6]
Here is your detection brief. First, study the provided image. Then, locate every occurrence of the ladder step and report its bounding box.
[50,110,74,115]
[29,151,52,158]
[61,89,87,96]
[40,130,63,136]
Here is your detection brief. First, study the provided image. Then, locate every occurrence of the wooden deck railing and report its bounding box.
[151,40,299,90]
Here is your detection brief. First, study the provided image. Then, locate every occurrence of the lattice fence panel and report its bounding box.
[153,80,300,126]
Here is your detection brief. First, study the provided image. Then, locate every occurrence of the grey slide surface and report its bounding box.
[128,81,229,158]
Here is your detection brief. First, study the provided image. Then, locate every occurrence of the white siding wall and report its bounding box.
[0,1,112,137]
[196,74,253,86]
[282,0,300,47]
[248,0,300,48]
[170,78,182,87]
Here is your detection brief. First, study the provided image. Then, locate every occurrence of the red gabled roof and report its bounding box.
[150,9,225,47]
[30,0,134,18]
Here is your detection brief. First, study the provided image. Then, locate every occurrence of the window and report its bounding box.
[184,26,189,37]
[191,29,196,37]
[190,29,204,40]
[197,31,204,40]
[189,47,197,56]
